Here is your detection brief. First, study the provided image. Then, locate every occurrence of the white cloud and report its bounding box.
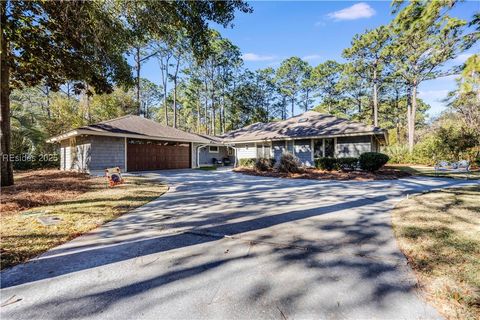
[437,74,458,81]
[418,89,451,117]
[418,89,450,101]
[267,61,281,68]
[314,21,326,27]
[455,53,473,63]
[327,3,375,21]
[242,53,276,62]
[302,54,322,61]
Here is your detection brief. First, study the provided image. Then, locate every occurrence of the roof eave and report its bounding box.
[46,129,208,144]
[224,130,386,144]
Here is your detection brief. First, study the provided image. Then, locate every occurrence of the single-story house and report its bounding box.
[47,111,387,172]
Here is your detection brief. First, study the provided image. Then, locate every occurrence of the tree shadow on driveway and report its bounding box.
[1,171,471,319]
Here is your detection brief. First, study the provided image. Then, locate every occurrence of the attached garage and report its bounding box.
[48,112,388,173]
[127,139,191,171]
[48,115,213,173]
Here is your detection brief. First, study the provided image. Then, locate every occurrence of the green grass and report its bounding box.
[387,164,480,180]
[196,166,217,171]
[392,186,480,320]
[0,176,167,270]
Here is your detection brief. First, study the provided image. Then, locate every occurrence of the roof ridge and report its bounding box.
[138,116,204,135]
[298,112,376,128]
[97,114,137,125]
[98,115,209,136]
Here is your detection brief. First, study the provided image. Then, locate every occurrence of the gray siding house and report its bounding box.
[219,111,386,167]
[48,111,387,172]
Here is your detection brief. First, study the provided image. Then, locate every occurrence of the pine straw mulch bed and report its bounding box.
[1,170,104,215]
[1,170,168,270]
[233,167,412,181]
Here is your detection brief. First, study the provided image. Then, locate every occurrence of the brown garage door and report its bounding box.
[127,139,191,171]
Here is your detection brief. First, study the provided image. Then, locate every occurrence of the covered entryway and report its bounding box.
[127,139,191,171]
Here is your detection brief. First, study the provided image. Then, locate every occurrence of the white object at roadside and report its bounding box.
[434,160,470,174]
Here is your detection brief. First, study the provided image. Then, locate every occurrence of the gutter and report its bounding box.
[223,131,387,144]
[46,129,209,144]
[47,128,388,149]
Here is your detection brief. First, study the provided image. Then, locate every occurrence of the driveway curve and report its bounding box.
[1,169,476,319]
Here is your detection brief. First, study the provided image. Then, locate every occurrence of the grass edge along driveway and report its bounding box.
[1,175,168,270]
[392,185,480,320]
[387,164,480,180]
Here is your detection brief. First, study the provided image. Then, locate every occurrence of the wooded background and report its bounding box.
[1,0,479,186]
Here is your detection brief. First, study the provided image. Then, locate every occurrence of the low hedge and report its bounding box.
[359,152,389,172]
[337,157,359,171]
[315,157,359,171]
[254,158,275,171]
[238,158,256,168]
[277,153,302,173]
[315,157,338,171]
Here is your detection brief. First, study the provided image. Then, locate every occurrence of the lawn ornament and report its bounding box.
[105,167,124,187]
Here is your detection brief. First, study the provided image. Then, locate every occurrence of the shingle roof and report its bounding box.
[219,111,385,142]
[48,112,386,144]
[49,115,212,143]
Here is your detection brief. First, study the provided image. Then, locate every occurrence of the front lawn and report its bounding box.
[392,186,480,320]
[0,170,167,270]
[387,164,480,180]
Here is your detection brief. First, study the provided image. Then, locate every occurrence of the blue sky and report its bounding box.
[140,1,480,119]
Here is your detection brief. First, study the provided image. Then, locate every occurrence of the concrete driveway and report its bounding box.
[1,170,476,319]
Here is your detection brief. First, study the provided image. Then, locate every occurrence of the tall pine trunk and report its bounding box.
[211,90,215,135]
[210,65,216,135]
[204,80,208,134]
[196,98,201,133]
[173,77,177,128]
[394,88,401,144]
[291,98,294,118]
[408,84,417,152]
[135,46,141,115]
[305,89,309,112]
[1,1,13,186]
[160,55,170,126]
[221,81,226,134]
[172,58,180,128]
[220,89,225,134]
[43,85,51,118]
[406,87,412,152]
[373,71,378,127]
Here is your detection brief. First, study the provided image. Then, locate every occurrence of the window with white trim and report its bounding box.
[209,146,219,153]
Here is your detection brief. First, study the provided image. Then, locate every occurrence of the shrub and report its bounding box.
[254,158,275,171]
[336,157,358,171]
[238,158,256,168]
[359,152,389,172]
[277,153,302,173]
[315,157,338,171]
